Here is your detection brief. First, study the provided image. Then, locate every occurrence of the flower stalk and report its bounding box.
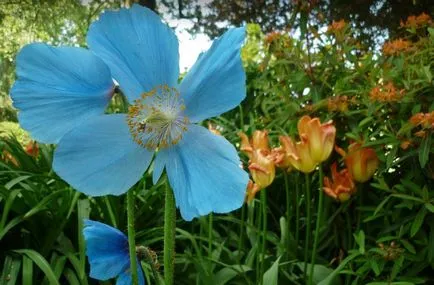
[127,188,139,285]
[309,164,324,285]
[164,181,176,285]
[303,173,311,281]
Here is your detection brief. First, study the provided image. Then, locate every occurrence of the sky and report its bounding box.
[168,19,212,72]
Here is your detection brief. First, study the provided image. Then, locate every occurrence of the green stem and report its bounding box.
[238,204,246,255]
[255,198,262,283]
[303,173,311,282]
[259,189,267,285]
[283,171,290,247]
[208,213,213,259]
[295,173,300,248]
[309,165,324,285]
[164,182,176,285]
[127,189,139,285]
[104,196,118,228]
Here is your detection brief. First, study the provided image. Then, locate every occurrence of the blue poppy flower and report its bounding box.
[83,219,145,285]
[10,4,249,221]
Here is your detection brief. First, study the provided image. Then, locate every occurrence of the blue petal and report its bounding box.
[87,4,179,102]
[83,219,129,280]
[53,114,153,196]
[10,43,114,144]
[152,150,167,184]
[116,261,145,285]
[163,124,249,221]
[179,27,246,123]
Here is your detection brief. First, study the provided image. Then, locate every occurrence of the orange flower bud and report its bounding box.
[25,141,39,158]
[270,145,292,169]
[337,143,379,183]
[248,149,275,189]
[246,180,261,203]
[279,136,317,173]
[238,130,270,159]
[252,130,270,152]
[323,163,356,202]
[207,122,221,136]
[298,115,336,163]
[400,140,412,150]
[1,150,19,167]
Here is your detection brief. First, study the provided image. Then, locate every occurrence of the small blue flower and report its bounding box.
[83,219,145,285]
[10,4,249,221]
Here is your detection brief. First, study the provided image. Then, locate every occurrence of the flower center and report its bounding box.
[127,85,189,150]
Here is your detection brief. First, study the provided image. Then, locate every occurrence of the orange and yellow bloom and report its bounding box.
[248,149,275,190]
[298,116,336,163]
[323,163,356,202]
[239,130,270,159]
[239,130,275,202]
[336,142,379,183]
[277,135,318,173]
[271,116,336,174]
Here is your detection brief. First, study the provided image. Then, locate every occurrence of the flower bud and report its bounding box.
[279,136,317,173]
[297,115,336,163]
[336,143,379,183]
[323,163,356,202]
[239,130,270,159]
[248,149,275,189]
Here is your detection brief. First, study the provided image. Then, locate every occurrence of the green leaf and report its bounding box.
[418,133,431,168]
[262,256,281,285]
[297,263,340,285]
[401,239,416,254]
[22,255,33,285]
[425,203,434,213]
[370,259,380,276]
[0,255,21,285]
[411,208,427,237]
[77,199,91,282]
[13,249,60,285]
[63,268,80,285]
[0,188,21,232]
[353,230,365,254]
[391,255,405,280]
[318,252,362,285]
[4,175,32,190]
[23,189,68,219]
[212,266,251,285]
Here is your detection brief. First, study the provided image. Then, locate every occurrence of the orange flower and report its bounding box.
[327,96,349,112]
[278,136,317,173]
[25,141,39,157]
[336,143,379,183]
[400,140,412,150]
[369,82,405,102]
[246,180,261,203]
[1,150,19,167]
[298,115,336,163]
[409,111,434,129]
[400,12,432,29]
[248,149,275,189]
[414,130,427,138]
[270,143,293,170]
[327,19,347,33]
[323,163,356,202]
[382,39,411,56]
[265,31,281,44]
[239,130,270,159]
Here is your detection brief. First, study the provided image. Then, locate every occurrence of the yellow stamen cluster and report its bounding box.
[127,85,189,150]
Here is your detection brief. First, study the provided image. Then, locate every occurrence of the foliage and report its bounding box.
[1,3,434,285]
[0,0,120,122]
